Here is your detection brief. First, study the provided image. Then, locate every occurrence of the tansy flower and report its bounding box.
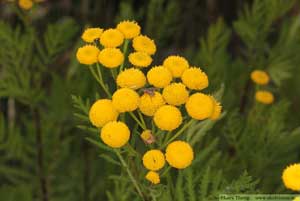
[145,171,160,185]
[251,70,270,85]
[154,105,182,131]
[185,93,214,120]
[147,66,172,88]
[19,0,33,10]
[165,141,194,169]
[116,68,146,90]
[117,20,141,39]
[132,35,156,55]
[162,83,189,106]
[81,28,103,43]
[98,48,124,68]
[100,29,124,47]
[142,150,165,171]
[255,90,274,104]
[128,52,152,68]
[100,121,130,148]
[139,91,165,116]
[181,67,208,90]
[89,99,119,127]
[112,88,140,112]
[294,197,300,201]
[163,56,189,78]
[76,45,100,65]
[210,96,222,120]
[140,130,155,144]
[282,163,300,191]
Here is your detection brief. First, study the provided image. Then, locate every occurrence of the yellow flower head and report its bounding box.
[117,20,141,39]
[19,0,33,10]
[76,45,100,65]
[100,121,130,148]
[251,70,270,85]
[116,68,146,90]
[165,141,194,169]
[100,29,124,48]
[162,83,189,106]
[132,35,156,55]
[181,67,208,90]
[140,130,155,144]
[282,163,300,191]
[210,96,222,120]
[112,88,140,112]
[145,171,160,184]
[98,48,124,68]
[139,91,165,116]
[294,197,300,201]
[128,52,152,68]
[142,150,165,171]
[185,93,214,120]
[81,28,103,43]
[154,105,182,131]
[147,66,172,88]
[89,99,119,127]
[163,56,189,78]
[255,90,274,105]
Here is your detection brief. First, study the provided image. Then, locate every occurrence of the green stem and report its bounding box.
[119,39,129,72]
[89,66,112,98]
[161,166,171,177]
[129,112,146,130]
[138,110,147,129]
[115,150,145,200]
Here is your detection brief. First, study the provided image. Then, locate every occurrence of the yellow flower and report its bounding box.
[100,121,130,148]
[128,52,152,67]
[210,96,222,120]
[89,99,119,127]
[185,93,214,120]
[132,35,156,55]
[76,45,100,65]
[81,28,103,43]
[251,70,270,85]
[147,66,172,88]
[165,141,194,169]
[19,0,33,10]
[145,171,160,184]
[162,83,189,106]
[181,67,208,90]
[100,29,124,48]
[98,48,124,68]
[139,91,165,116]
[282,163,300,191]
[163,56,189,78]
[116,20,141,39]
[154,105,182,131]
[255,90,274,104]
[142,150,165,171]
[293,197,300,201]
[112,88,140,112]
[116,68,146,90]
[140,130,155,144]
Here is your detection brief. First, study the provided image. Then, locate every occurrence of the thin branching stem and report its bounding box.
[119,39,129,72]
[129,112,147,130]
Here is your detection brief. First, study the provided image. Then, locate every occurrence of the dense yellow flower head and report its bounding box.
[255,90,274,104]
[181,67,208,90]
[100,29,124,47]
[145,171,160,184]
[19,0,33,10]
[117,20,141,39]
[163,56,189,78]
[100,121,130,148]
[81,28,103,43]
[142,150,165,171]
[294,197,300,201]
[154,105,182,131]
[139,91,165,116]
[116,68,146,89]
[251,70,270,85]
[128,52,152,67]
[165,141,194,169]
[132,35,156,55]
[185,93,214,120]
[210,96,222,120]
[282,163,300,191]
[147,66,172,88]
[98,48,124,68]
[89,99,119,127]
[162,83,189,106]
[76,45,100,65]
[112,88,140,112]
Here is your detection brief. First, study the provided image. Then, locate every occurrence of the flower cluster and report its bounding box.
[17,0,44,10]
[282,163,300,191]
[76,20,222,185]
[250,70,274,104]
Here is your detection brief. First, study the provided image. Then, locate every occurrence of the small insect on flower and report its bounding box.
[145,171,160,185]
[282,163,300,191]
[255,90,274,105]
[128,52,152,68]
[100,121,130,148]
[154,105,182,131]
[98,48,124,68]
[117,20,141,39]
[181,67,208,90]
[147,66,173,88]
[162,83,189,106]
[100,29,124,48]
[185,93,214,120]
[112,88,140,112]
[140,130,156,144]
[251,70,270,85]
[142,150,165,171]
[132,35,156,55]
[76,45,100,65]
[139,91,165,116]
[18,0,33,10]
[165,141,194,169]
[81,28,103,43]
[163,56,189,78]
[116,68,146,90]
